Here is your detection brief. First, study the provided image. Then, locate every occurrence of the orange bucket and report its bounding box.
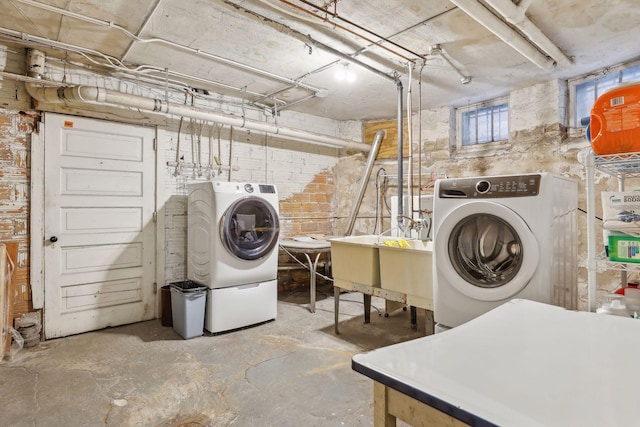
[590,82,640,155]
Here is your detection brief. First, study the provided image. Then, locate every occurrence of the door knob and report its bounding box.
[49,236,58,243]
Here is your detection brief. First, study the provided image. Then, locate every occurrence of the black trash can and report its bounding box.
[161,285,173,327]
[170,281,207,339]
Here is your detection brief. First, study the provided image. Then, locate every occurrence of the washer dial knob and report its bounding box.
[476,180,491,194]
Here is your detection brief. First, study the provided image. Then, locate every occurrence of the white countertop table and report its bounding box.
[352,299,640,426]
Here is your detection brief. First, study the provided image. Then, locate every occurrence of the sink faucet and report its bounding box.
[398,215,422,234]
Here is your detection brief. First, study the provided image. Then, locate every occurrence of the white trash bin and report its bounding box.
[170,281,207,339]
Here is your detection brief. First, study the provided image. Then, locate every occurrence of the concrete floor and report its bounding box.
[0,285,428,426]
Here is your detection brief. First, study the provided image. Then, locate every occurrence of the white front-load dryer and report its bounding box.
[432,173,577,329]
[187,181,280,333]
[187,181,280,288]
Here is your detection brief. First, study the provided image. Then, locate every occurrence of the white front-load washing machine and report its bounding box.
[187,181,280,333]
[432,173,577,329]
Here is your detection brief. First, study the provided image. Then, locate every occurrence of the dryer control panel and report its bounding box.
[439,174,541,198]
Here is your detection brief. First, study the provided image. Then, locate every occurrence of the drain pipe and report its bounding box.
[344,130,386,236]
[25,82,370,151]
[25,49,370,152]
[406,64,414,229]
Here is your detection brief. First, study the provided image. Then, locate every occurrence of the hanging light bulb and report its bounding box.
[335,63,346,82]
[335,62,356,83]
[345,63,356,83]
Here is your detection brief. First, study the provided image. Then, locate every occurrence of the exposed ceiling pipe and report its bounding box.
[26,50,369,152]
[27,83,371,151]
[0,25,288,110]
[429,44,472,84]
[224,0,397,83]
[482,0,572,69]
[278,5,462,97]
[120,0,164,61]
[10,0,326,96]
[448,0,556,70]
[275,0,417,62]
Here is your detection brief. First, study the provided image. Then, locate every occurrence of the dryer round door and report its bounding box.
[435,200,539,301]
[220,196,280,260]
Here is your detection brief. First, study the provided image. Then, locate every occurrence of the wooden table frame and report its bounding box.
[373,381,468,427]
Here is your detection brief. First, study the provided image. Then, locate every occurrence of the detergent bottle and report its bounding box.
[590,82,640,155]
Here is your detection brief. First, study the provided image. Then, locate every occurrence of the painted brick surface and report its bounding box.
[0,110,37,319]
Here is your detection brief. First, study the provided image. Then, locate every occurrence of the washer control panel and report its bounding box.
[439,174,541,199]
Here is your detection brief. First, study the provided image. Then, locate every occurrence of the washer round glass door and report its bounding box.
[435,200,539,301]
[220,196,280,260]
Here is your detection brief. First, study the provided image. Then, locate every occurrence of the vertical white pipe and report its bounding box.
[584,149,597,312]
[418,62,425,218]
[396,79,404,229]
[406,64,414,225]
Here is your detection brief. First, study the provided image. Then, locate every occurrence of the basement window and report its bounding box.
[457,98,509,147]
[571,62,640,128]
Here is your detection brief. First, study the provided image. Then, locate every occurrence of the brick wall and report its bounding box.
[0,110,37,321]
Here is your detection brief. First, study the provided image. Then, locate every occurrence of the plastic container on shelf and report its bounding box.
[624,287,640,316]
[170,281,207,339]
[590,82,640,155]
[596,293,629,316]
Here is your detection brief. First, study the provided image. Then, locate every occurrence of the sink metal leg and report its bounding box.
[334,286,340,334]
[410,306,417,330]
[425,309,435,335]
[303,252,322,314]
[364,294,372,324]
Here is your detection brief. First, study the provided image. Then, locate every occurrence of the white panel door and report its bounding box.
[43,113,156,338]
